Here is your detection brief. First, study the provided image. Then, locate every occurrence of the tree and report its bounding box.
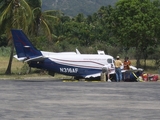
[28,0,61,42]
[0,0,33,74]
[96,6,115,45]
[0,0,61,74]
[109,0,160,67]
[26,0,65,52]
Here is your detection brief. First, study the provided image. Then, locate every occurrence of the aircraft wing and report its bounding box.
[122,66,143,73]
[84,73,101,78]
[24,56,46,62]
[84,71,117,78]
[84,65,143,79]
[123,69,143,73]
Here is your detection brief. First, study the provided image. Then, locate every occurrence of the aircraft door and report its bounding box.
[106,58,115,74]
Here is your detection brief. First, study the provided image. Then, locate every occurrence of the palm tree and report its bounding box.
[0,0,63,74]
[0,0,33,74]
[28,0,60,41]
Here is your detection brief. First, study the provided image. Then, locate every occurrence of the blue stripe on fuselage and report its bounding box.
[28,58,101,77]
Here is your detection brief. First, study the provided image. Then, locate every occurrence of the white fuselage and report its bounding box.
[41,51,114,69]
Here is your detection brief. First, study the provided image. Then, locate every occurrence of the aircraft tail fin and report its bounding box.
[11,29,42,59]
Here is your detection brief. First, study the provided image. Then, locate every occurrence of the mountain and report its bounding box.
[42,0,118,16]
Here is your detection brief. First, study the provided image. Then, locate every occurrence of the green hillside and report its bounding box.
[42,0,118,16]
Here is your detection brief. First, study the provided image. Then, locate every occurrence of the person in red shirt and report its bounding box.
[123,57,131,80]
[124,57,131,70]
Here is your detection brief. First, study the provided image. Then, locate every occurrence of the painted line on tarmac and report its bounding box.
[62,80,80,82]
[62,80,102,82]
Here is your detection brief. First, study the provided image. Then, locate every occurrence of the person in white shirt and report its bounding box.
[104,64,112,82]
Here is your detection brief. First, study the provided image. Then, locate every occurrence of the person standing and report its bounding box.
[106,64,112,82]
[124,57,131,70]
[123,57,131,80]
[114,56,123,82]
[102,64,112,82]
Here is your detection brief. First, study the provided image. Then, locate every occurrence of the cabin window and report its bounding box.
[107,59,113,63]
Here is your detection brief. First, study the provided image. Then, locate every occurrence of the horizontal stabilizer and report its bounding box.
[14,55,27,61]
[24,56,46,62]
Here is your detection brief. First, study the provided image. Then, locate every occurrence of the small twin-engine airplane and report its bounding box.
[11,29,142,81]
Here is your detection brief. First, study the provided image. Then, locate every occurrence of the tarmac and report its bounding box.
[0,79,160,120]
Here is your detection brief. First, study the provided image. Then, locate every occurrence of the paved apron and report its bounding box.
[0,80,159,120]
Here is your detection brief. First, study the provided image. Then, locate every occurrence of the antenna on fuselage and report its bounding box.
[76,49,81,54]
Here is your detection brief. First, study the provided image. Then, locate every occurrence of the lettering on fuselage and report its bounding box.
[60,68,78,73]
